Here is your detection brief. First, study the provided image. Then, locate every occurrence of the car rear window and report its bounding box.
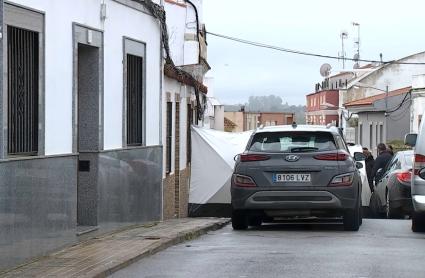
[249,131,337,153]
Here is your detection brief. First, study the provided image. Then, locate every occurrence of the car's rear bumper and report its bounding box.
[389,183,412,213]
[231,186,358,213]
[412,195,425,213]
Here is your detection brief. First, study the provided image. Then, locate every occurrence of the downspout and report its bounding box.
[0,0,4,159]
[159,0,164,221]
[185,0,201,64]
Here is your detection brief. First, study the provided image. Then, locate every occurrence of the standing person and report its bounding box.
[387,144,394,156]
[363,147,375,192]
[372,143,393,183]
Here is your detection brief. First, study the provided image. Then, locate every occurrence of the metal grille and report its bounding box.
[187,104,192,164]
[127,54,144,146]
[7,26,39,155]
[166,102,172,173]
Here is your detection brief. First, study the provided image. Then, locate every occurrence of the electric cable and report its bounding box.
[206,31,425,65]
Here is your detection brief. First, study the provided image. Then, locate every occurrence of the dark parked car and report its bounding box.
[231,124,364,231]
[369,150,414,218]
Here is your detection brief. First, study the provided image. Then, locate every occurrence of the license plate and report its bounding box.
[273,173,311,183]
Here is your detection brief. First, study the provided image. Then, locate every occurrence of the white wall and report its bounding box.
[164,0,201,66]
[162,77,195,177]
[9,0,162,154]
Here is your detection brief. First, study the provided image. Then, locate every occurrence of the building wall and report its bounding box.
[306,90,339,112]
[342,52,425,106]
[358,112,385,155]
[214,105,225,131]
[357,110,409,155]
[259,113,293,126]
[411,75,425,133]
[1,0,163,270]
[224,112,244,132]
[162,77,194,219]
[0,156,77,272]
[8,0,162,154]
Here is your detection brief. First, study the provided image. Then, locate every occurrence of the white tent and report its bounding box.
[188,127,252,216]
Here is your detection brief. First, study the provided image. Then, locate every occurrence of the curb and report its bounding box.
[95,219,230,278]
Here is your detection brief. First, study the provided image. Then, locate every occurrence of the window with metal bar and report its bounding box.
[7,26,39,156]
[187,104,192,164]
[126,54,144,146]
[166,102,173,173]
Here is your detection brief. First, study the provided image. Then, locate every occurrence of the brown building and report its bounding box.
[306,90,339,126]
[224,111,294,132]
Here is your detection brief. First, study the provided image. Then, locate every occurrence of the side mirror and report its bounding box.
[405,133,417,147]
[353,152,366,161]
[356,162,364,169]
[234,154,240,161]
[419,168,425,180]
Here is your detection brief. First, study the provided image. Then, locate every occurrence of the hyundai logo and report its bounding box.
[285,155,300,162]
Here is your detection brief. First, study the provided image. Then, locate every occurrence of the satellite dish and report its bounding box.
[320,63,332,77]
[353,53,359,61]
[353,62,360,69]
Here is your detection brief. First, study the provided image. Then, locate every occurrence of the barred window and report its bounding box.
[126,54,144,146]
[166,102,173,173]
[7,26,39,155]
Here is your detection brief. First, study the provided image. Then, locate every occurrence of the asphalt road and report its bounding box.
[111,219,425,278]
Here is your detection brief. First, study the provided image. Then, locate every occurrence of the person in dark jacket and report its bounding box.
[387,144,394,156]
[372,143,393,184]
[363,147,375,192]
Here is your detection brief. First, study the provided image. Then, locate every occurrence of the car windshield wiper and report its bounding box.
[290,147,319,153]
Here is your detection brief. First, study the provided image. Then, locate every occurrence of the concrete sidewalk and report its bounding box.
[1,218,230,278]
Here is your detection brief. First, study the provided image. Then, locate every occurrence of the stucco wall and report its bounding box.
[8,0,162,154]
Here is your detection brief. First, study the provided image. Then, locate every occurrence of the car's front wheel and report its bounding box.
[232,210,248,230]
[343,198,360,231]
[412,212,425,232]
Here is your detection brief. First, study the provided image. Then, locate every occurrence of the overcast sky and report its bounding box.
[203,0,425,105]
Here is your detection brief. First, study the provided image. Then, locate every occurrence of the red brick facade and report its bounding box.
[306,90,339,126]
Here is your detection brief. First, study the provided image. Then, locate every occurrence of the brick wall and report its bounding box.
[179,167,190,217]
[163,174,176,219]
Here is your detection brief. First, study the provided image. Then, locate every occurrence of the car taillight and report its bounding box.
[396,171,412,183]
[233,174,256,187]
[329,173,354,186]
[314,151,349,161]
[414,154,425,177]
[240,154,270,162]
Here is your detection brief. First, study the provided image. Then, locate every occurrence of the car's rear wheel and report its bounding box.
[369,192,384,218]
[232,210,248,230]
[412,212,425,232]
[343,198,360,231]
[386,192,403,219]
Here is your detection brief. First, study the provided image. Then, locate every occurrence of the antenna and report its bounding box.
[339,30,348,69]
[352,22,360,67]
[320,63,332,77]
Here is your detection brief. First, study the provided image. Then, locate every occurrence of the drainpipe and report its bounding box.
[185,0,201,64]
[159,0,165,221]
[0,0,4,159]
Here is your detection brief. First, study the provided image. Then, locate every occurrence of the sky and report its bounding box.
[203,0,425,106]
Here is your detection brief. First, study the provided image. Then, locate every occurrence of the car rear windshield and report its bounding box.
[249,131,337,153]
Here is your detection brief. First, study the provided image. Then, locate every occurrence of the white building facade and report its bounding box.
[1,0,164,271]
[162,0,210,219]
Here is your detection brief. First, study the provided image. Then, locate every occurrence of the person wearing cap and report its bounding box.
[362,147,375,192]
[371,143,393,184]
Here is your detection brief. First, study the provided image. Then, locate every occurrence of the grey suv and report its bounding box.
[231,125,364,231]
